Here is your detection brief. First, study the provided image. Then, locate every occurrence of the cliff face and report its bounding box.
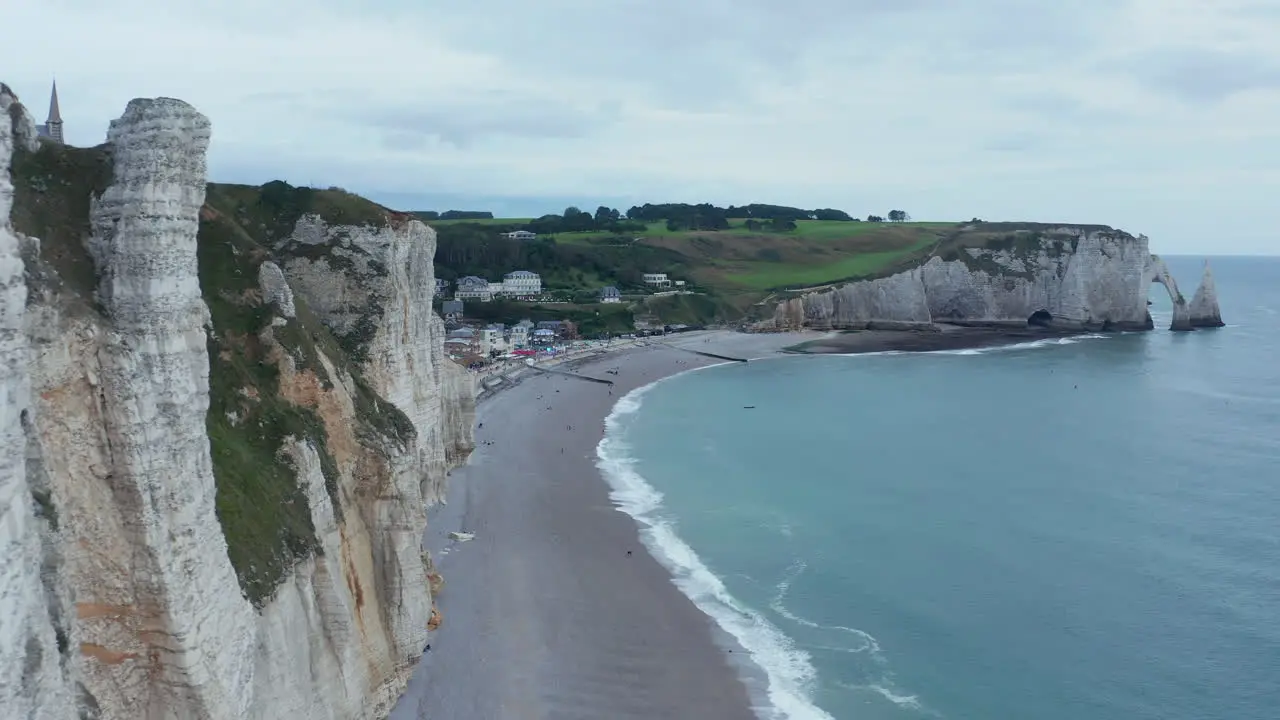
[1,82,78,720]
[770,226,1219,333]
[2,86,474,719]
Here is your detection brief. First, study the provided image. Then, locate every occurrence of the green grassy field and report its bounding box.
[428,217,962,293]
[724,237,940,290]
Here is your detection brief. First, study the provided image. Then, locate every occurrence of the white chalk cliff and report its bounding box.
[770,226,1223,333]
[1,85,474,719]
[2,82,78,720]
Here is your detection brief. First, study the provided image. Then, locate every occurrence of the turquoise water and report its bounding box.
[597,257,1280,720]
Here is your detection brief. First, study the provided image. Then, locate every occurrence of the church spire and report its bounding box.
[48,80,62,123]
[45,80,64,144]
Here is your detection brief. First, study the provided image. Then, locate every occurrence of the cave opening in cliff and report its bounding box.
[1027,310,1053,327]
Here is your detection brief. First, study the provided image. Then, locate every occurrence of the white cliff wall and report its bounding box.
[84,98,257,717]
[918,231,1153,328]
[278,215,475,505]
[5,88,476,719]
[776,228,1197,332]
[1,81,77,720]
[792,267,933,330]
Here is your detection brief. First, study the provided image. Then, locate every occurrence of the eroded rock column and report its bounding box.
[1189,260,1225,327]
[87,98,254,718]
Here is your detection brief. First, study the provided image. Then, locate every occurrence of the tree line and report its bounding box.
[415,203,914,232]
[412,210,494,221]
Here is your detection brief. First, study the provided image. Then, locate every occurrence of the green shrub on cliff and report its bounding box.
[9,142,112,301]
[198,189,417,606]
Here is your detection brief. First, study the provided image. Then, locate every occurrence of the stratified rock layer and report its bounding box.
[276,214,476,506]
[85,97,257,717]
[2,85,476,719]
[770,228,1213,332]
[1,79,77,720]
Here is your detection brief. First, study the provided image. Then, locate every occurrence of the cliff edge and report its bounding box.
[1,84,473,719]
[765,224,1222,333]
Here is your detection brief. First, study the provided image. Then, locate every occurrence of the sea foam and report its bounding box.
[596,376,835,720]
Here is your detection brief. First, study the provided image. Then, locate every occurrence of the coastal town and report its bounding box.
[434,268,699,371]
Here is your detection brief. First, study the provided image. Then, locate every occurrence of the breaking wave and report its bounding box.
[596,377,834,720]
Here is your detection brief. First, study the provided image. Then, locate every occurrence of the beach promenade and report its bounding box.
[390,330,807,720]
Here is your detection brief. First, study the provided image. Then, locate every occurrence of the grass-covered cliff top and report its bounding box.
[431,215,1136,306]
[207,181,411,243]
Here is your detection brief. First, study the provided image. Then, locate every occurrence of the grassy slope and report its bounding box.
[201,182,416,605]
[457,218,1133,297]
[468,218,961,292]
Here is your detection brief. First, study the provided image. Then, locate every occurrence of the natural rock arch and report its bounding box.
[1147,255,1192,331]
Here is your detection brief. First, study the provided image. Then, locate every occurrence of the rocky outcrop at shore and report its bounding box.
[1,84,474,719]
[767,226,1222,333]
[1188,261,1225,328]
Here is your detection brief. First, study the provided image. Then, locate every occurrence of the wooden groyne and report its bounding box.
[528,365,615,385]
[657,342,749,363]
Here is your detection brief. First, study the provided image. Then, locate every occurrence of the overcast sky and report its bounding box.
[5,0,1279,254]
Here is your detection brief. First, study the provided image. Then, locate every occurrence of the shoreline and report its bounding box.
[388,324,1114,719]
[776,323,1101,355]
[389,325,1107,719]
[392,330,809,719]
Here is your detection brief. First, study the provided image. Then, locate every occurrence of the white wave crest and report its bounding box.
[596,381,835,720]
[770,561,880,656]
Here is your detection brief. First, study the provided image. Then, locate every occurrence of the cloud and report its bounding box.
[1120,48,1280,103]
[362,92,623,148]
[2,0,1279,253]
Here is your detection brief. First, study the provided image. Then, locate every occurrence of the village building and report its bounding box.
[498,270,542,298]
[444,338,471,356]
[598,286,621,303]
[509,319,535,349]
[454,276,492,301]
[446,326,482,356]
[480,325,506,356]
[441,299,464,324]
[434,278,450,297]
[502,230,537,241]
[642,272,671,287]
[531,328,557,346]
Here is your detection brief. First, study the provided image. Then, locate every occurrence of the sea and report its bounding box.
[596,256,1280,720]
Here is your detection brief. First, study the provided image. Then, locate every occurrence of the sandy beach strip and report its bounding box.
[390,330,807,720]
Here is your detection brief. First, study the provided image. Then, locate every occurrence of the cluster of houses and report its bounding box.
[432,270,687,306]
[443,319,578,362]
